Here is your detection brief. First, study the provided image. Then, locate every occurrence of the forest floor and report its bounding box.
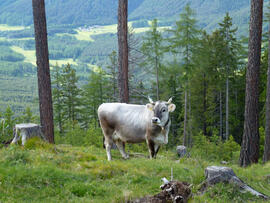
[0,139,269,203]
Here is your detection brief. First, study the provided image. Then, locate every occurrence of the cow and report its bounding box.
[98,98,176,161]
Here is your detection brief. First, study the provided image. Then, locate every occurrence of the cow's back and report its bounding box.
[98,103,151,143]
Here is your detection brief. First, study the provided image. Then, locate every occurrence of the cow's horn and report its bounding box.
[167,97,173,104]
[148,96,155,104]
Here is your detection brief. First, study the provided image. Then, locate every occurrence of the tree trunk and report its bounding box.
[239,0,263,167]
[226,77,229,140]
[117,0,129,103]
[183,90,187,146]
[188,90,192,146]
[263,18,270,163]
[219,91,223,139]
[155,57,160,100]
[32,0,54,143]
[203,73,207,136]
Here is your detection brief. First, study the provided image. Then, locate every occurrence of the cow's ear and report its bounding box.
[146,103,154,111]
[168,103,176,112]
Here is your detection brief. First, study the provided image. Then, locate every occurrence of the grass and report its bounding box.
[0,24,28,31]
[50,58,78,66]
[10,46,78,67]
[0,138,269,203]
[11,46,36,65]
[58,23,171,42]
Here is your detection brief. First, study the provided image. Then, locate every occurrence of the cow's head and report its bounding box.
[146,97,176,127]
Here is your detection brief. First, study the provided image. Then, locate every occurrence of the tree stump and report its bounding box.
[200,166,269,200]
[11,123,46,146]
[176,145,187,158]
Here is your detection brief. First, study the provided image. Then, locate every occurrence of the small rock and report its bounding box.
[176,145,187,158]
[221,161,229,165]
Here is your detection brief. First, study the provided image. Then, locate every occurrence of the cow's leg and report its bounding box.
[115,140,129,159]
[104,136,113,161]
[99,118,114,161]
[146,139,155,159]
[154,144,160,158]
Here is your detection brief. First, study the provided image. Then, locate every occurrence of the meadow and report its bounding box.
[0,134,269,203]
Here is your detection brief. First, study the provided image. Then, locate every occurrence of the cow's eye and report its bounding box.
[162,108,166,112]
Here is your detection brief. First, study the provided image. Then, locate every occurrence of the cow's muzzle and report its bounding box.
[152,117,161,125]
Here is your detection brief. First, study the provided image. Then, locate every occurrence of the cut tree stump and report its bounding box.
[11,123,46,146]
[200,166,269,200]
[128,178,192,203]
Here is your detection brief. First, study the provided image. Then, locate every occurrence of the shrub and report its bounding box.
[24,137,55,152]
[192,132,240,162]
[55,122,103,148]
[3,145,29,165]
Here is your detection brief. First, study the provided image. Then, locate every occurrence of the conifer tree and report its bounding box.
[51,64,64,134]
[106,51,118,102]
[61,63,81,127]
[239,0,263,167]
[141,19,164,100]
[81,68,108,128]
[32,0,54,143]
[21,107,37,123]
[218,13,239,140]
[263,6,270,162]
[118,0,129,103]
[168,4,200,146]
[5,106,14,134]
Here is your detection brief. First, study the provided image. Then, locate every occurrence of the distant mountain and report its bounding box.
[0,0,267,34]
[0,0,143,26]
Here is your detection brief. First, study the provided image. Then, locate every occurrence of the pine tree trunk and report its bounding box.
[183,90,187,146]
[117,0,129,103]
[239,0,263,167]
[219,91,223,139]
[203,73,207,136]
[155,57,160,100]
[226,77,229,140]
[32,0,54,143]
[263,19,270,163]
[188,90,192,146]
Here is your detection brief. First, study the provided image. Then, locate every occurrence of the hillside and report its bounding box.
[0,0,267,113]
[0,0,254,33]
[0,137,269,202]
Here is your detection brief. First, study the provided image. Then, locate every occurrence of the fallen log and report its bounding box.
[200,166,269,200]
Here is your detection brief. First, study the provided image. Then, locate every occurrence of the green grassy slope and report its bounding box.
[0,139,269,203]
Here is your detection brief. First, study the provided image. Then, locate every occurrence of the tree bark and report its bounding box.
[117,0,129,103]
[263,18,270,163]
[203,73,207,136]
[219,91,223,139]
[239,0,263,167]
[188,90,192,146]
[183,90,187,146]
[32,0,54,143]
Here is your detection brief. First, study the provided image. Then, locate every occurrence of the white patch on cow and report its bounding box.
[153,124,170,145]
